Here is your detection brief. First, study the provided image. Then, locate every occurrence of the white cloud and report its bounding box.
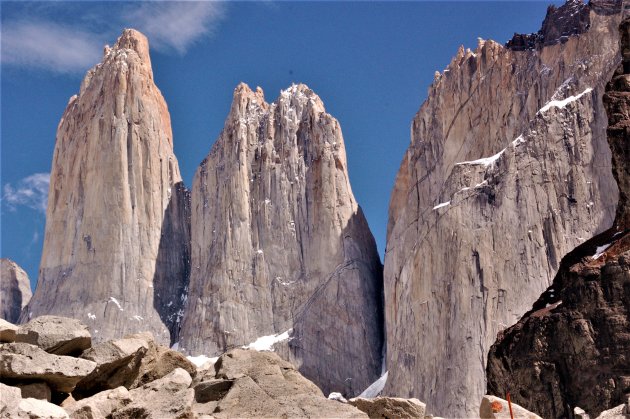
[1,20,103,73]
[1,2,225,73]
[3,173,50,214]
[126,2,225,54]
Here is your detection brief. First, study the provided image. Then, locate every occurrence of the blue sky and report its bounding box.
[1,1,559,289]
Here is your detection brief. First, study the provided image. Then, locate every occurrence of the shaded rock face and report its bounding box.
[0,258,32,323]
[384,4,622,416]
[486,18,630,419]
[22,29,191,346]
[179,83,384,396]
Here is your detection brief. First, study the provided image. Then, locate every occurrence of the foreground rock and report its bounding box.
[21,28,191,346]
[64,386,132,418]
[74,332,195,398]
[179,82,384,396]
[16,316,91,356]
[349,396,426,419]
[0,318,18,343]
[0,343,96,393]
[486,17,630,419]
[383,2,622,415]
[479,395,542,419]
[109,368,194,419]
[1,383,69,418]
[200,348,368,418]
[0,258,32,323]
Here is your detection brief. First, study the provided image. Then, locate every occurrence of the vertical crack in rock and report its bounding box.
[179,83,384,397]
[384,2,622,416]
[22,29,191,346]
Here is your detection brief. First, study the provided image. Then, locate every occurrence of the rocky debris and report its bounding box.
[0,258,32,323]
[384,2,623,415]
[64,386,132,419]
[18,382,53,401]
[109,368,194,419]
[74,332,195,398]
[179,82,384,397]
[22,28,191,346]
[348,396,426,419]
[1,382,69,419]
[16,316,91,356]
[486,18,630,419]
[0,318,18,342]
[0,342,96,393]
[479,395,542,419]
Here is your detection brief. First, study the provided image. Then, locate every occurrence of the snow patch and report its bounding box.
[593,243,611,260]
[359,371,388,398]
[433,201,451,210]
[132,315,143,321]
[87,313,96,320]
[109,297,123,311]
[186,354,219,368]
[455,149,505,167]
[328,392,348,403]
[539,88,593,114]
[243,329,292,352]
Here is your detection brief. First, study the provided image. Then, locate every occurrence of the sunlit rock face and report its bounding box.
[487,17,630,418]
[179,83,384,397]
[383,1,622,416]
[23,29,191,346]
[0,259,32,323]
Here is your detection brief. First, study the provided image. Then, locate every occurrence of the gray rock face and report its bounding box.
[1,258,32,323]
[179,83,384,396]
[16,316,91,356]
[384,5,622,416]
[348,396,427,419]
[0,342,96,393]
[21,29,190,346]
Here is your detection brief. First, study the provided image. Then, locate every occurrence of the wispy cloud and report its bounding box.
[1,2,226,73]
[1,21,103,73]
[3,173,50,214]
[126,2,225,54]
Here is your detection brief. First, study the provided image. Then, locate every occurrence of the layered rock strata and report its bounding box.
[179,83,384,396]
[486,17,630,418]
[1,258,32,323]
[384,2,622,415]
[22,29,190,346]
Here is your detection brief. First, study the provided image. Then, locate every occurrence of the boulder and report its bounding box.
[15,398,69,419]
[109,368,194,419]
[74,335,149,397]
[64,386,132,419]
[17,382,52,401]
[16,316,91,356]
[349,396,426,419]
[0,318,18,343]
[193,379,234,403]
[0,342,96,393]
[0,382,22,416]
[594,396,630,418]
[479,395,542,419]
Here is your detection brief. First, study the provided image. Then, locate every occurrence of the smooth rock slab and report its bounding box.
[16,398,69,419]
[0,342,96,393]
[16,316,91,356]
[0,318,18,343]
[64,386,132,419]
[349,396,426,419]
[479,395,542,419]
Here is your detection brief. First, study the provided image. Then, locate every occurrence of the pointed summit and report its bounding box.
[23,29,190,345]
[179,83,384,397]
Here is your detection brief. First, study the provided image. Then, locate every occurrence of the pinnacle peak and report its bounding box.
[112,28,151,64]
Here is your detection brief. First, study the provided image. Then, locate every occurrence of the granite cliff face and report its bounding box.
[384,2,621,415]
[22,29,191,346]
[179,83,384,397]
[486,18,630,418]
[0,259,32,323]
